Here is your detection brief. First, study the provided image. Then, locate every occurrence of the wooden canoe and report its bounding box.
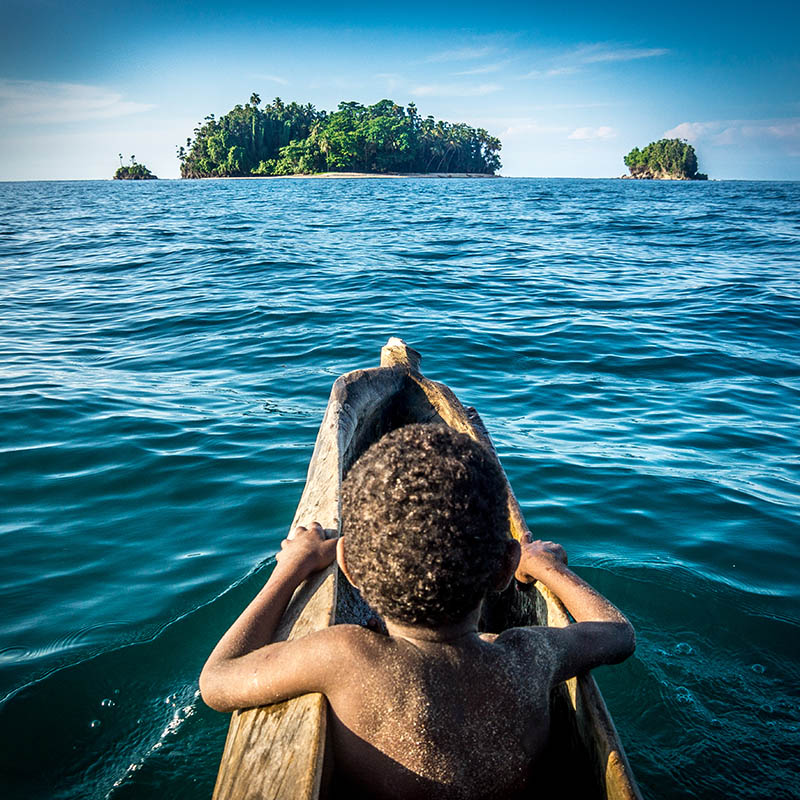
[212,337,642,800]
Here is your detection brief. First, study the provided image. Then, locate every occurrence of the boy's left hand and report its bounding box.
[276,521,338,580]
[515,532,568,584]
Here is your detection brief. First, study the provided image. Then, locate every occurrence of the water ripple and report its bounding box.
[0,178,798,799]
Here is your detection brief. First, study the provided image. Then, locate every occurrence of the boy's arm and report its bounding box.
[515,535,636,684]
[199,522,341,712]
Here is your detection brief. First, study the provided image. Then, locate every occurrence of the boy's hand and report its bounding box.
[275,522,338,581]
[515,532,568,584]
[200,521,340,710]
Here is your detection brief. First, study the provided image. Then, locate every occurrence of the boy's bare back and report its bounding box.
[200,425,634,800]
[200,526,633,799]
[319,623,556,799]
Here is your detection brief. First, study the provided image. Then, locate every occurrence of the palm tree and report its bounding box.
[250,93,261,107]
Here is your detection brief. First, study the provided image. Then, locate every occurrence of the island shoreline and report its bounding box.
[185,172,502,180]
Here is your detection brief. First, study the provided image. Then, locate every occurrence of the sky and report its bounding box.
[0,0,798,180]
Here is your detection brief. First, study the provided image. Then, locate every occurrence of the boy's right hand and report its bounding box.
[276,522,338,581]
[515,532,568,584]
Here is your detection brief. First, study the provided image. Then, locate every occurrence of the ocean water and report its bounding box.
[0,177,798,799]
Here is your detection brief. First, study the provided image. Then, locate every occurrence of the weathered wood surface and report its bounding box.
[532,584,641,800]
[213,364,406,800]
[385,337,641,800]
[212,336,641,800]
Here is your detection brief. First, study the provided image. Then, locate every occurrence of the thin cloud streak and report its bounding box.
[522,66,580,79]
[252,74,289,85]
[521,42,668,80]
[502,121,570,137]
[411,82,502,97]
[525,102,617,111]
[0,79,154,124]
[452,62,508,76]
[574,45,669,63]
[569,126,617,140]
[424,46,494,63]
[664,118,800,154]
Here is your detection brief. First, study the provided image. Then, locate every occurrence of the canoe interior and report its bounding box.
[331,370,602,799]
[212,339,640,800]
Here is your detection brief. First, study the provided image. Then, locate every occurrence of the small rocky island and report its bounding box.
[622,138,707,180]
[114,155,157,180]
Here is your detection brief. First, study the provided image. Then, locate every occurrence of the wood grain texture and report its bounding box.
[536,583,642,800]
[212,338,641,800]
[213,361,407,800]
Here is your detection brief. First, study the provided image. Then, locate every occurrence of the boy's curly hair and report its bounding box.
[340,423,510,626]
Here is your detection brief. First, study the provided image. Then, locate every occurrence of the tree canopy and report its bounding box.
[178,97,502,177]
[114,155,157,180]
[624,139,707,180]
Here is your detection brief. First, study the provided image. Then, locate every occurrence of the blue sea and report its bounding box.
[0,177,798,799]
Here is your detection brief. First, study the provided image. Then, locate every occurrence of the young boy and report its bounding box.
[200,424,635,800]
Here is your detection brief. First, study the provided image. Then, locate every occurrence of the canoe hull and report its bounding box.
[212,339,641,800]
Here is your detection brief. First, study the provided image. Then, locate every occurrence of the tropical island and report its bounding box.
[622,138,707,180]
[178,95,502,178]
[114,155,157,180]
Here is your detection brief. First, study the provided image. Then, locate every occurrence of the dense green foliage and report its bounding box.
[114,156,157,180]
[178,96,502,177]
[624,139,707,180]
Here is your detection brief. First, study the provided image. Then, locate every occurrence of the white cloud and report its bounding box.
[374,72,404,91]
[663,118,800,154]
[762,120,800,139]
[502,121,570,137]
[252,74,289,85]
[452,62,508,76]
[663,121,721,141]
[522,66,580,79]
[527,102,616,111]
[0,79,154,125]
[574,45,669,64]
[425,46,495,63]
[521,42,668,80]
[0,117,195,180]
[568,126,617,140]
[411,83,502,97]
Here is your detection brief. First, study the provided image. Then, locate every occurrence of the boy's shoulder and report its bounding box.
[315,624,560,677]
[298,623,389,664]
[312,623,564,683]
[296,622,378,651]
[326,623,560,655]
[481,625,565,672]
[482,624,560,646]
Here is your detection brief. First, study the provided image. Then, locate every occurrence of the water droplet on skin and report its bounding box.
[90,719,101,729]
[675,686,692,704]
[100,698,116,708]
[751,663,765,674]
[710,718,722,728]
[675,642,693,655]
